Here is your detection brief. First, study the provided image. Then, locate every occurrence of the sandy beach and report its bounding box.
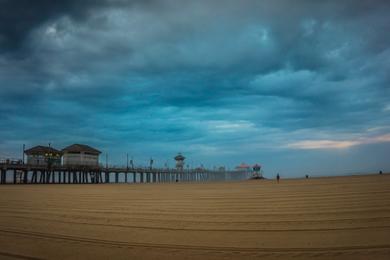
[0,174,389,259]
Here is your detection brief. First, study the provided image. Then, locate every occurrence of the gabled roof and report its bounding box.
[25,146,61,155]
[174,153,185,161]
[62,144,101,155]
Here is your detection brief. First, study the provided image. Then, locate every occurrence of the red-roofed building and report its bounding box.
[235,163,251,172]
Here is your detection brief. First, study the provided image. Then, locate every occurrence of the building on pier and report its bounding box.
[235,163,251,172]
[25,145,62,166]
[62,144,101,167]
[174,153,185,170]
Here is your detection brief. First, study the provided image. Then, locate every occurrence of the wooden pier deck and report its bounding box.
[0,163,249,184]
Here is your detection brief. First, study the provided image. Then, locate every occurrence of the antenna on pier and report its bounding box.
[150,157,154,170]
[105,153,108,169]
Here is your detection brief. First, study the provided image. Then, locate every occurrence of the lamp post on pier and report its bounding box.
[22,144,25,165]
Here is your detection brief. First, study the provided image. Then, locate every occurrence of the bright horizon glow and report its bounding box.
[287,134,390,150]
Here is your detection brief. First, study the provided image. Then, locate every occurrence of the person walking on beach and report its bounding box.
[276,173,280,183]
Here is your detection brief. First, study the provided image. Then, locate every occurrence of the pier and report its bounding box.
[0,163,251,184]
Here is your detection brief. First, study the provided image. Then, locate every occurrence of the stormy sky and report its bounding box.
[1,0,390,176]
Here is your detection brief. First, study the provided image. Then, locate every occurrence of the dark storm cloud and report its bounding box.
[0,0,88,52]
[0,0,158,53]
[1,0,390,174]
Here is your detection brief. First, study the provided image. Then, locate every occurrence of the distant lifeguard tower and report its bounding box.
[252,164,262,179]
[174,153,185,171]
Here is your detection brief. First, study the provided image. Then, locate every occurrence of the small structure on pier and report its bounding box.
[25,145,62,166]
[174,153,185,171]
[251,164,263,179]
[218,166,226,172]
[62,144,101,167]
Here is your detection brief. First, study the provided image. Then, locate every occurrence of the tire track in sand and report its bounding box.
[1,228,390,253]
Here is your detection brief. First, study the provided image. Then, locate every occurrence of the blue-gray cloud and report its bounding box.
[1,0,390,175]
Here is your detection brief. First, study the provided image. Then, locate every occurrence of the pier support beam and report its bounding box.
[13,169,17,184]
[23,170,28,184]
[0,169,5,184]
[38,171,43,183]
[89,172,92,183]
[98,172,102,183]
[73,171,77,183]
[45,171,50,184]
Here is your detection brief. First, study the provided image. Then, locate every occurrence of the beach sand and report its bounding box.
[0,174,389,259]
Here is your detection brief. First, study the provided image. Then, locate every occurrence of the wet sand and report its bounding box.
[0,174,389,259]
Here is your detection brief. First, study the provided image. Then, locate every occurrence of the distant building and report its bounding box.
[24,146,62,166]
[174,153,185,170]
[62,144,101,167]
[235,163,251,172]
